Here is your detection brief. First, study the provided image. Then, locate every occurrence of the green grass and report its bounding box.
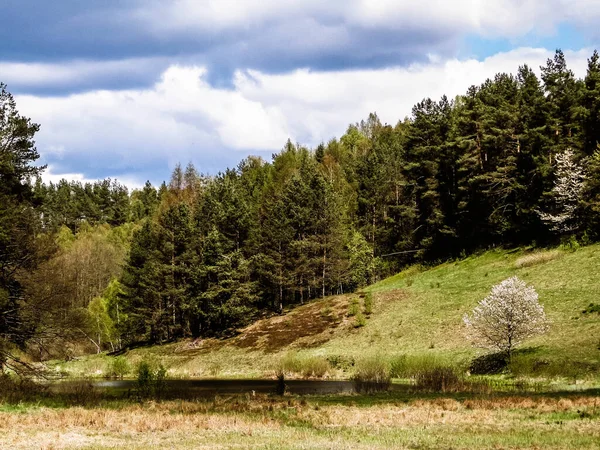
[53,244,600,381]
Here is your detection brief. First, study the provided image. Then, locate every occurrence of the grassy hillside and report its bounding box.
[54,244,600,379]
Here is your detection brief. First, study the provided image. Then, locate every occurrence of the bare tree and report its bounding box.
[463,276,549,358]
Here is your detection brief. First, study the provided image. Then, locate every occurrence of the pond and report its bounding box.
[63,379,358,398]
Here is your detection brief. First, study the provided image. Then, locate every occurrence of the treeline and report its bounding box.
[112,50,600,343]
[3,50,600,361]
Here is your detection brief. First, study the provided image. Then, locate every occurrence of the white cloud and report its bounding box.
[41,165,145,190]
[15,47,593,184]
[137,0,600,39]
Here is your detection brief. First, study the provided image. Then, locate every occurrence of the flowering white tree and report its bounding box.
[463,276,549,358]
[539,148,585,234]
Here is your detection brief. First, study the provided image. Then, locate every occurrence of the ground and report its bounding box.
[4,244,600,449]
[2,392,600,449]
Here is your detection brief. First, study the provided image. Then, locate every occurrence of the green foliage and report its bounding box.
[347,232,380,288]
[108,356,130,379]
[354,312,367,328]
[279,352,330,378]
[325,354,355,371]
[363,292,373,315]
[351,355,391,393]
[136,360,168,399]
[388,354,459,379]
[413,366,461,392]
[6,48,600,361]
[87,296,117,353]
[582,303,600,314]
[347,298,359,317]
[560,235,581,252]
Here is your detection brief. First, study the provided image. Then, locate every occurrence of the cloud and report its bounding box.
[3,0,599,94]
[139,0,600,40]
[0,58,174,94]
[15,47,592,187]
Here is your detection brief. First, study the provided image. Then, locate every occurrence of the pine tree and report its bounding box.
[581,51,600,156]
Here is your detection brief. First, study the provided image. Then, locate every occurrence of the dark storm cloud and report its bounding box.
[0,0,460,93]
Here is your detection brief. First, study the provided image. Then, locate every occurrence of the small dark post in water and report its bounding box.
[276,373,287,395]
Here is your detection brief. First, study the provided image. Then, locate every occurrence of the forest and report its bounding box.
[2,49,600,367]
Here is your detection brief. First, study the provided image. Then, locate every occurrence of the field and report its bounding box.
[2,391,600,449]
[51,244,600,381]
[4,244,600,449]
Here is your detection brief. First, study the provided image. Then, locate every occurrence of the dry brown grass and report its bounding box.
[515,250,562,268]
[2,394,600,449]
[232,295,349,351]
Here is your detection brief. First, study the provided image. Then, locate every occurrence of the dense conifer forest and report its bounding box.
[2,49,600,363]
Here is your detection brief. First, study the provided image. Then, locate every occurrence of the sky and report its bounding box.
[3,0,600,188]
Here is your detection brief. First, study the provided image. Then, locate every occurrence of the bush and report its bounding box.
[389,354,451,378]
[363,292,373,315]
[508,353,598,380]
[348,298,359,317]
[352,356,391,393]
[280,352,303,374]
[469,352,508,375]
[0,374,47,403]
[57,379,101,406]
[561,235,580,252]
[354,312,367,328]
[136,360,168,399]
[389,354,408,378]
[279,352,330,378]
[108,356,130,379]
[583,303,600,314]
[300,357,330,378]
[326,354,355,371]
[414,366,461,392]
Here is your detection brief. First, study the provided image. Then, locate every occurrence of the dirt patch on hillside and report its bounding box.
[232,295,351,352]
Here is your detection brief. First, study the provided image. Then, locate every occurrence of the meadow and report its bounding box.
[2,391,600,449]
[50,243,600,382]
[3,243,600,449]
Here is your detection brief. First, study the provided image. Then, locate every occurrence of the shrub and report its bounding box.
[561,235,580,252]
[108,356,130,379]
[279,352,330,378]
[389,354,408,378]
[414,366,461,392]
[363,292,373,315]
[300,357,330,378]
[326,355,355,371]
[352,356,391,393]
[469,352,508,375]
[389,354,448,378]
[280,352,303,374]
[0,374,47,403]
[136,360,168,399]
[354,312,367,328]
[207,362,222,377]
[583,303,600,314]
[348,298,359,317]
[60,379,101,406]
[515,250,561,268]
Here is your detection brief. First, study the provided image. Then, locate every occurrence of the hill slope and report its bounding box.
[57,244,600,379]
